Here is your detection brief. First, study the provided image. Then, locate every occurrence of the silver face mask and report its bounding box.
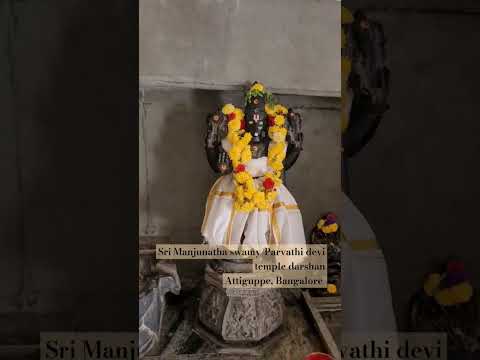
[244,97,267,143]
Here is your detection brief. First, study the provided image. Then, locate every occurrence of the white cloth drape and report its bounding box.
[201,174,306,247]
[340,193,397,333]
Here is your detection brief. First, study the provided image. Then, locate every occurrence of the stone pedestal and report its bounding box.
[195,260,285,354]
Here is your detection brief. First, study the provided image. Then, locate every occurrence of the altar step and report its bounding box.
[306,293,342,312]
[303,291,342,360]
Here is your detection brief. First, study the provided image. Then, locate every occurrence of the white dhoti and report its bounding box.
[201,175,306,247]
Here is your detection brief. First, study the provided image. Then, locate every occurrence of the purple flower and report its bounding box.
[445,272,468,287]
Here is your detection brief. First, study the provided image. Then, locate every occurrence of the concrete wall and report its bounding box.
[344,5,480,329]
[139,0,340,97]
[139,90,341,253]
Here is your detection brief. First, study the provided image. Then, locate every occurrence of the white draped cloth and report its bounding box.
[340,193,397,333]
[201,155,306,247]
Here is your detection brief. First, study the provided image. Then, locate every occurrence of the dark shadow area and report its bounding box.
[1,0,139,351]
[0,0,25,332]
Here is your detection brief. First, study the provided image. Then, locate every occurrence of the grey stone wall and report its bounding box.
[139,0,340,97]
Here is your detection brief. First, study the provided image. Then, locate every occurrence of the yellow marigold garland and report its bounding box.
[222,83,288,212]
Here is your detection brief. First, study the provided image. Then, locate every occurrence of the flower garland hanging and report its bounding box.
[221,83,288,212]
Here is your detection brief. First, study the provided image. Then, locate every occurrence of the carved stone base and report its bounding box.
[195,260,285,351]
[194,317,286,357]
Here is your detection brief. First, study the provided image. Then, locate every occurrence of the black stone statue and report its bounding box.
[205,83,303,178]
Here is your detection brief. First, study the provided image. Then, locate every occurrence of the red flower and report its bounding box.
[326,213,337,223]
[304,353,334,360]
[240,119,245,130]
[263,178,275,190]
[235,164,246,173]
[447,260,465,274]
[228,113,236,121]
[267,115,275,126]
